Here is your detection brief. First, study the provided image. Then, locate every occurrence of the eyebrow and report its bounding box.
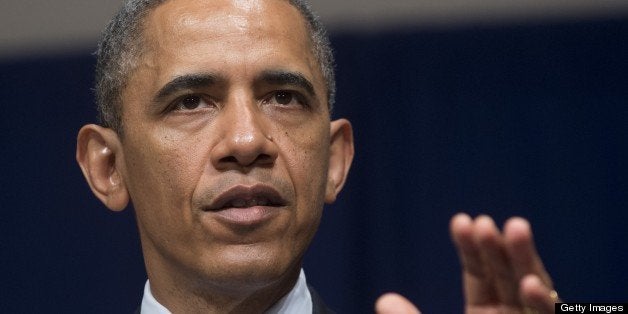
[153,73,223,103]
[255,70,316,97]
[151,70,316,105]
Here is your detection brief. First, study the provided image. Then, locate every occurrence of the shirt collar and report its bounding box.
[140,269,312,314]
[140,280,170,314]
[265,269,312,314]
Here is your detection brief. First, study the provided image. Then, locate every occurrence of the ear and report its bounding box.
[76,124,129,211]
[325,118,354,204]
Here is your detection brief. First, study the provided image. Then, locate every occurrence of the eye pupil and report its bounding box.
[181,95,200,109]
[275,91,293,105]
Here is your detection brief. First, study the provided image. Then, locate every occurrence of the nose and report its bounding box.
[210,96,278,170]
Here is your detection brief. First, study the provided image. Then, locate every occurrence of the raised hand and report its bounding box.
[376,213,559,314]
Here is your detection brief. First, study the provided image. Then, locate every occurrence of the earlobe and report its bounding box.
[325,119,354,204]
[76,124,129,211]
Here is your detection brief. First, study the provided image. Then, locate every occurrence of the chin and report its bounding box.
[199,245,299,290]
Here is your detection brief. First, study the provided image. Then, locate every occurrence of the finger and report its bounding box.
[520,274,559,313]
[474,215,521,306]
[503,217,553,288]
[450,213,496,304]
[375,293,421,314]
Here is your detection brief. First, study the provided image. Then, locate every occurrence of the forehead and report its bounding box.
[151,0,297,28]
[142,0,313,62]
[126,0,321,91]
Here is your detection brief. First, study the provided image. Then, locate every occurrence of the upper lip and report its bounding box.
[204,184,287,211]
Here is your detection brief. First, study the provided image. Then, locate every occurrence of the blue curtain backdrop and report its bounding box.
[1,18,627,313]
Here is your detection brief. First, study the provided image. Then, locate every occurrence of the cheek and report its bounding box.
[279,124,330,215]
[122,131,206,221]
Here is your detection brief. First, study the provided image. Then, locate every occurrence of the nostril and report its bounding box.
[219,156,238,164]
[211,125,279,169]
[255,153,274,164]
[218,154,274,167]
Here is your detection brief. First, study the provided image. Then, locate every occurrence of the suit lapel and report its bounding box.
[308,285,336,314]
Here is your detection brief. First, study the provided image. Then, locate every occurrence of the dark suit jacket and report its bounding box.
[308,285,335,314]
[134,285,335,314]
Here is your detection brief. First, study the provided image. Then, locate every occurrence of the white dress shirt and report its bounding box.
[140,269,312,314]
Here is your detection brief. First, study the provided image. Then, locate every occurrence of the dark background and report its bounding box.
[1,17,627,313]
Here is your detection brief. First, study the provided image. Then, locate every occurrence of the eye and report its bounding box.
[274,91,294,105]
[265,90,307,108]
[171,94,214,111]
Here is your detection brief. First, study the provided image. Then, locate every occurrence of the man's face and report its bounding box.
[115,0,344,289]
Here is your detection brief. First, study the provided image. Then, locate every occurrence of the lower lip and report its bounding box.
[208,206,278,226]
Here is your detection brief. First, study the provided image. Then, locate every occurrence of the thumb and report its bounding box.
[375,293,421,314]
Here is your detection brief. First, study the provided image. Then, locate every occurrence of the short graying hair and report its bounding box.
[95,0,336,133]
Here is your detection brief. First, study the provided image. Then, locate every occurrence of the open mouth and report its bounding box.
[204,184,287,212]
[214,196,275,209]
